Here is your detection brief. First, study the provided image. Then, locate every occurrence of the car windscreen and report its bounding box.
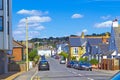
[40,61,48,65]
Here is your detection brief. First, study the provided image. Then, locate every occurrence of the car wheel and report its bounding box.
[89,68,92,71]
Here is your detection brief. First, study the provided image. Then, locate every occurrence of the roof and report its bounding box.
[98,43,109,54]
[69,37,86,47]
[87,38,103,46]
[102,51,114,56]
[13,40,25,48]
[91,46,99,54]
[113,26,120,53]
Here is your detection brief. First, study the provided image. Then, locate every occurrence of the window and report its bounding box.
[8,22,9,34]
[0,0,3,10]
[7,0,9,16]
[0,17,3,31]
[73,47,78,55]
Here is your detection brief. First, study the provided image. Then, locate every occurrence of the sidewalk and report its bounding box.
[93,69,119,74]
[0,71,25,80]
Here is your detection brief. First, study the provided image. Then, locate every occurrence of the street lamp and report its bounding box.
[26,18,29,71]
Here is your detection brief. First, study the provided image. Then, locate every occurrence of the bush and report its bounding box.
[90,59,98,65]
[71,56,76,61]
[79,57,88,62]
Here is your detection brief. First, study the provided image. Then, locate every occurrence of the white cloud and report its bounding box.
[35,26,45,30]
[101,15,111,20]
[94,21,112,28]
[19,16,51,23]
[71,14,83,19]
[76,29,88,36]
[82,29,88,33]
[18,23,40,28]
[17,9,41,15]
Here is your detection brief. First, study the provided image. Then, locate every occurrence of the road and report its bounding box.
[32,58,114,80]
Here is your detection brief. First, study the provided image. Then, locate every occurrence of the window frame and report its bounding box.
[0,16,3,31]
[0,0,3,10]
[73,47,78,55]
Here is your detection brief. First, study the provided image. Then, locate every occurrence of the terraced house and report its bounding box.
[0,0,12,74]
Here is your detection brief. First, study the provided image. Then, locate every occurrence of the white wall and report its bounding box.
[38,50,51,57]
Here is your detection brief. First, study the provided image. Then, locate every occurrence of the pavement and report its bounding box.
[93,69,119,74]
[0,71,25,80]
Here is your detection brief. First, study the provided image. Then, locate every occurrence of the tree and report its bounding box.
[28,49,37,61]
[59,51,68,59]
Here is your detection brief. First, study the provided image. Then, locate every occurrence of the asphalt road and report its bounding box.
[33,58,114,80]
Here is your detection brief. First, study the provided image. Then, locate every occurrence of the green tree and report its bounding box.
[59,51,68,59]
[28,49,37,61]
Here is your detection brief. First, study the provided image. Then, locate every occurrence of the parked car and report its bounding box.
[110,71,120,80]
[72,61,79,69]
[67,61,78,68]
[38,60,50,71]
[55,55,60,59]
[77,61,92,71]
[60,59,66,64]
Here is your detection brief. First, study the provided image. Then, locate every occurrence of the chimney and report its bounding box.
[81,32,84,39]
[112,19,118,27]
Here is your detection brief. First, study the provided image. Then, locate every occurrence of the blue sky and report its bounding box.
[12,0,120,40]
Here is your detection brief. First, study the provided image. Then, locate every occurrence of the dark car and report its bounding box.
[38,60,50,71]
[77,61,92,71]
[67,61,78,68]
[110,71,120,80]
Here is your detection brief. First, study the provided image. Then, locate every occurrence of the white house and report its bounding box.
[0,0,12,74]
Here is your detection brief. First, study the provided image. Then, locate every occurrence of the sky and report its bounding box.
[12,0,120,40]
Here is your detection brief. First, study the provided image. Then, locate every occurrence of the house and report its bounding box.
[0,0,12,74]
[56,43,69,54]
[69,34,86,61]
[12,40,26,61]
[102,19,120,59]
[84,33,110,61]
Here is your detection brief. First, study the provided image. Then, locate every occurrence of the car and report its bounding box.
[67,61,74,68]
[38,60,50,71]
[77,61,92,71]
[67,61,78,68]
[60,59,66,64]
[110,71,120,80]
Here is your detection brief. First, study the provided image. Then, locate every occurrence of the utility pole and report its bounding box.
[26,18,29,71]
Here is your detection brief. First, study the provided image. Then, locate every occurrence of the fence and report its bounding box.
[100,59,119,70]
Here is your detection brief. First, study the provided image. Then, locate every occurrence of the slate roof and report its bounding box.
[69,37,86,47]
[85,38,103,55]
[113,26,120,53]
[87,38,103,46]
[102,51,114,56]
[98,43,109,54]
[91,46,99,54]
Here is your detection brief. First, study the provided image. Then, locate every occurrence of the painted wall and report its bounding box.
[70,47,85,60]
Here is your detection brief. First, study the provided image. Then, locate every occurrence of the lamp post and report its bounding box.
[26,18,29,71]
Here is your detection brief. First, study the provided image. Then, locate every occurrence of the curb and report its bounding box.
[93,69,119,74]
[4,71,25,80]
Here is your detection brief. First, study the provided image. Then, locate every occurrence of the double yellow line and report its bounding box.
[31,71,40,80]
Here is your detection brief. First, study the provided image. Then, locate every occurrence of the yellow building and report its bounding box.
[69,34,86,61]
